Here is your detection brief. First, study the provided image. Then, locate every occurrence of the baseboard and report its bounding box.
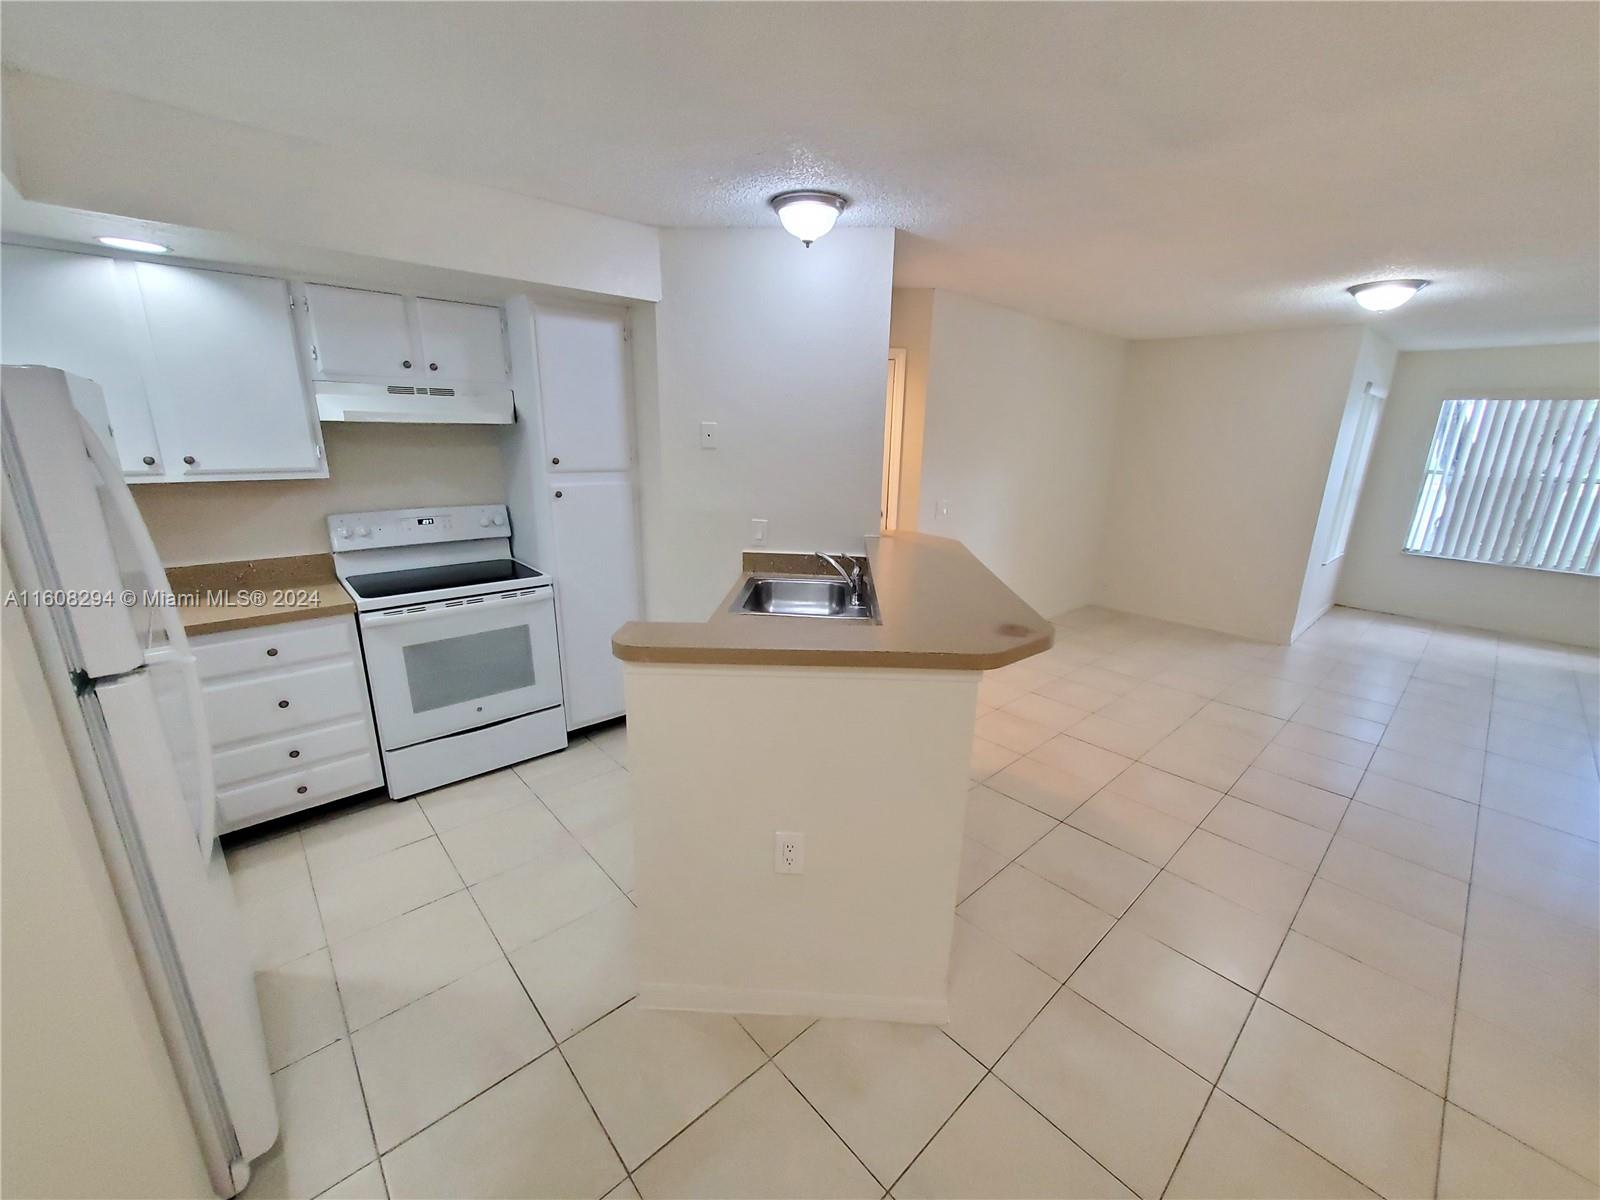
[638,980,950,1026]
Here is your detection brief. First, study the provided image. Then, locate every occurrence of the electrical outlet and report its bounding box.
[774,831,804,874]
[751,517,768,545]
[700,420,719,449]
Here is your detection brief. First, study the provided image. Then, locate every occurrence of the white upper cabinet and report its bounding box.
[302,284,415,379]
[533,303,632,473]
[300,285,509,387]
[1,245,165,477]
[415,298,507,383]
[135,263,324,478]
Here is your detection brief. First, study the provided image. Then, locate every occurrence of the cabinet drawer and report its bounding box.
[204,659,367,747]
[217,750,383,832]
[194,615,358,681]
[213,717,374,789]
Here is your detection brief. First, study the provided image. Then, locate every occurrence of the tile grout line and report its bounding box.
[298,826,393,1199]
[897,753,1238,1199]
[964,635,1439,1198]
[1429,636,1498,1199]
[416,778,643,1199]
[1153,649,1419,1200]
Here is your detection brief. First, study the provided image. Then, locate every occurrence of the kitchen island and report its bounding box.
[613,532,1051,1024]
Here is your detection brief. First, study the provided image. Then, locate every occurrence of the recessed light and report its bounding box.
[95,236,171,254]
[1347,279,1429,312]
[770,191,847,247]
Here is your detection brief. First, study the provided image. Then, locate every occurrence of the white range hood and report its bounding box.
[316,381,514,425]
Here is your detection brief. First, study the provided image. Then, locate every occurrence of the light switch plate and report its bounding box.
[751,518,768,545]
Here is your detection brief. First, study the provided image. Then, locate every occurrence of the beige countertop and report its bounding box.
[167,554,355,636]
[612,532,1053,670]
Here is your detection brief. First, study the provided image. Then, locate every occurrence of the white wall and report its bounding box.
[911,290,1125,618]
[1098,326,1367,642]
[3,70,662,302]
[1291,330,1398,638]
[1,566,214,1199]
[1339,342,1600,648]
[134,423,507,564]
[638,228,895,620]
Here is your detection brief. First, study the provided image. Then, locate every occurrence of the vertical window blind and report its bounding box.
[1404,396,1600,575]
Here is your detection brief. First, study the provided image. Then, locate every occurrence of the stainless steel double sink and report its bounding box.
[729,570,879,622]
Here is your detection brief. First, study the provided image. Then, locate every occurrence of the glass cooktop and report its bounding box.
[345,558,545,600]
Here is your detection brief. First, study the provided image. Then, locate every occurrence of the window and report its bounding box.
[1404,396,1600,575]
[1322,383,1385,565]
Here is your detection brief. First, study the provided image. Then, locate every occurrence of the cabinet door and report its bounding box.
[415,298,507,383]
[533,304,632,472]
[136,263,324,477]
[548,479,641,728]
[1,245,164,477]
[303,283,415,379]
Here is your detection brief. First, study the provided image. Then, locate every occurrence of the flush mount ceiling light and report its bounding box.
[95,235,171,254]
[1347,278,1429,312]
[770,190,847,246]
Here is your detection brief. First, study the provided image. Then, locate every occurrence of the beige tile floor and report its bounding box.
[226,605,1600,1200]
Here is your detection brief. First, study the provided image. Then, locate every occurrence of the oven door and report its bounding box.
[359,587,562,750]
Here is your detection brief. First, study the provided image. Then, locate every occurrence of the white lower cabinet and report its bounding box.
[193,614,383,832]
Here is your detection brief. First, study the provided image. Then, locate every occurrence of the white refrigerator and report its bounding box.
[1,366,278,1195]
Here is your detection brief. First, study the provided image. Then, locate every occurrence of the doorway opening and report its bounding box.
[881,348,907,531]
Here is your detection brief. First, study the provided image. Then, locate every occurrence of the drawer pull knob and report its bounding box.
[550,456,560,465]
[296,785,308,795]
[277,699,290,709]
[141,455,156,466]
[402,360,412,369]
[429,362,439,371]
[288,749,301,759]
[183,455,197,466]
[266,647,279,657]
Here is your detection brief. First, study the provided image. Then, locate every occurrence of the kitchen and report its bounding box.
[4,5,1599,1200]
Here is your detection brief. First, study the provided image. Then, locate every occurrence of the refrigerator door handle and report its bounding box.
[75,410,220,850]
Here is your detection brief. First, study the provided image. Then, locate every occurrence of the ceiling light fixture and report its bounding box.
[1347,278,1429,313]
[770,190,847,247]
[95,236,171,254]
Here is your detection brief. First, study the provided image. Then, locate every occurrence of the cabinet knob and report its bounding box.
[429,362,439,371]
[266,647,278,657]
[182,455,196,466]
[554,490,563,499]
[402,359,412,369]
[288,749,301,759]
[550,456,560,465]
[277,699,290,709]
[296,785,308,795]
[141,455,156,466]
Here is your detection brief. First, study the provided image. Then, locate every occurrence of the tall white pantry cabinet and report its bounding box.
[504,295,642,732]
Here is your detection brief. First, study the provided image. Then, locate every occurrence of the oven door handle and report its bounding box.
[362,588,552,627]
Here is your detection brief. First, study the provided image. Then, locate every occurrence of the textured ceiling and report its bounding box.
[3,2,1596,347]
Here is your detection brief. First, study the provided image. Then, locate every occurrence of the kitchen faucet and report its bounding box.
[816,551,864,606]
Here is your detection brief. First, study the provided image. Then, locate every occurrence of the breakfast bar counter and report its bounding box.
[616,532,1052,1025]
[612,531,1052,669]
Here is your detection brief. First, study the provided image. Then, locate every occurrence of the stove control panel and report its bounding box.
[328,505,509,550]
